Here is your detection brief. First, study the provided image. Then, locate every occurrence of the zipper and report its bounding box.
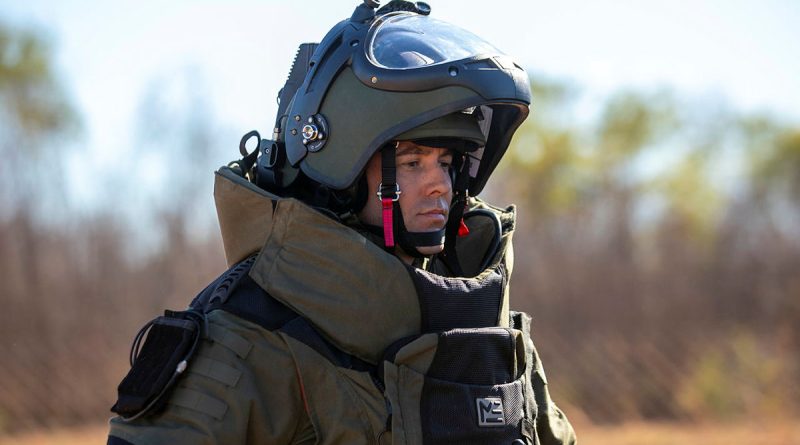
[377,396,392,445]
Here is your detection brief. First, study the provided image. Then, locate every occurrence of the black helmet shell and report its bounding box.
[283,9,531,195]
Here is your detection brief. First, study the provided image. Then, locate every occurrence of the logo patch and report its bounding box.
[476,397,505,427]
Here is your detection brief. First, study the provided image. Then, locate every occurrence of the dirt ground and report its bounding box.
[1,421,799,445]
[575,421,800,445]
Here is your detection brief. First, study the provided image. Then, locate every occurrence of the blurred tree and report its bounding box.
[494,79,587,217]
[129,68,222,256]
[595,91,678,173]
[752,126,800,205]
[0,22,85,433]
[0,22,80,218]
[649,150,723,245]
[488,76,800,423]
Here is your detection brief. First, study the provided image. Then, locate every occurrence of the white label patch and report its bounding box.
[476,397,505,427]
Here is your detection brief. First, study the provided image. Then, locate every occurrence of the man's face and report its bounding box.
[359,141,454,258]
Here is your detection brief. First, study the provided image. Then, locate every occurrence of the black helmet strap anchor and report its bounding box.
[442,153,471,276]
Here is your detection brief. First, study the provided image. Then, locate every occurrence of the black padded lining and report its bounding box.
[408,264,506,333]
[427,328,517,385]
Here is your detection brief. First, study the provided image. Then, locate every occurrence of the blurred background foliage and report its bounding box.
[1,21,799,435]
[0,22,80,219]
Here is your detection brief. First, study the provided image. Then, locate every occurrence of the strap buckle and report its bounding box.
[376,183,401,202]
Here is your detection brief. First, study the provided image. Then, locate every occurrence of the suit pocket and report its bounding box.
[382,327,535,444]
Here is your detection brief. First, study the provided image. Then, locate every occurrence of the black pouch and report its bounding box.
[111,310,203,420]
[382,327,535,445]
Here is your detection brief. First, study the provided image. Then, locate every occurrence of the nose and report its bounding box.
[423,162,452,197]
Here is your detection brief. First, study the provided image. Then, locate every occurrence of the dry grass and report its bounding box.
[574,421,800,445]
[2,421,799,445]
[0,424,108,445]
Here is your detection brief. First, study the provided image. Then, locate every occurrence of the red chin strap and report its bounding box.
[379,144,401,249]
[382,197,395,247]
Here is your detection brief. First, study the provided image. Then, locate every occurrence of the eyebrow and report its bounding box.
[396,145,453,157]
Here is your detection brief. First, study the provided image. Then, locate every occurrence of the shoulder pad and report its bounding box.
[190,254,258,311]
[191,254,298,332]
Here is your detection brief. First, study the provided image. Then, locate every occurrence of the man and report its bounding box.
[108,1,576,444]
[360,141,454,262]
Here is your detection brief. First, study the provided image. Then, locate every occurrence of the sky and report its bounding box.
[2,0,799,213]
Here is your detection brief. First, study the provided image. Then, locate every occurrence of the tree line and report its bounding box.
[1,23,798,432]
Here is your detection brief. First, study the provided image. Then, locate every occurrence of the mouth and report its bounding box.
[418,208,448,224]
[420,208,447,216]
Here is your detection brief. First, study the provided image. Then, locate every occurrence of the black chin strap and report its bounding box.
[441,155,471,276]
[394,209,446,258]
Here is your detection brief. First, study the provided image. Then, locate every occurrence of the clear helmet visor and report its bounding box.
[367,13,503,69]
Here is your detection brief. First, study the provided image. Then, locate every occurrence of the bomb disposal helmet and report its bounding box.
[276,0,531,197]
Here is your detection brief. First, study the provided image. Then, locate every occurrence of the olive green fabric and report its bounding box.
[383,362,425,444]
[395,111,487,147]
[213,167,514,363]
[248,197,421,364]
[381,334,438,444]
[515,311,577,444]
[108,310,316,445]
[449,199,516,278]
[109,312,576,445]
[281,335,387,445]
[109,168,576,445]
[214,168,280,266]
[393,333,438,374]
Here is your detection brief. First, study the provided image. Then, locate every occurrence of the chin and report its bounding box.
[416,244,445,256]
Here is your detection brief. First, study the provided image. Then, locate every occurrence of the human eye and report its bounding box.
[439,155,453,169]
[399,157,420,169]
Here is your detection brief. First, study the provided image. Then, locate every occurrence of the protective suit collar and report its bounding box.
[213,167,516,363]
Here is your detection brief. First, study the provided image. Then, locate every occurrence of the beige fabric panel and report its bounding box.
[281,334,388,445]
[516,311,578,445]
[376,335,437,444]
[251,198,421,364]
[337,367,391,441]
[381,363,403,445]
[499,237,513,328]
[214,168,277,267]
[393,333,438,375]
[382,362,426,445]
[397,365,426,445]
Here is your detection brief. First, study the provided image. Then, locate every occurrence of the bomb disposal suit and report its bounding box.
[107,1,576,444]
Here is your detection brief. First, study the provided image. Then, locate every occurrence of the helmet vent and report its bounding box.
[464,59,499,70]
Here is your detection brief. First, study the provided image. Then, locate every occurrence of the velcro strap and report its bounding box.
[188,356,242,387]
[206,324,252,359]
[168,388,228,420]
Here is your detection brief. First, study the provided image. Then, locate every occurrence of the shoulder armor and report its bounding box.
[190,254,259,310]
[191,254,298,332]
